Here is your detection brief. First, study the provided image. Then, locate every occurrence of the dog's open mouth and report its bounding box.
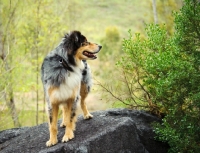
[83,51,97,59]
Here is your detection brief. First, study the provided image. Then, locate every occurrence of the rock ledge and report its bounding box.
[0,108,168,153]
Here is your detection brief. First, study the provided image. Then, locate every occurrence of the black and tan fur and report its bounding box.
[41,31,102,147]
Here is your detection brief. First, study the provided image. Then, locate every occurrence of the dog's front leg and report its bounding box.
[81,96,93,119]
[80,83,93,119]
[62,97,78,142]
[46,104,59,147]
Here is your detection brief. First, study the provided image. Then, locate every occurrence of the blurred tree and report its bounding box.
[152,0,158,24]
[150,0,183,35]
[100,26,120,61]
[16,0,68,125]
[96,26,122,86]
[0,0,69,129]
[0,0,21,127]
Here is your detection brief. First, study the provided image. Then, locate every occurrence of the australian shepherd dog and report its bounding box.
[41,31,102,147]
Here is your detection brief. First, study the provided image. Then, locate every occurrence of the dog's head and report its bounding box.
[63,31,102,60]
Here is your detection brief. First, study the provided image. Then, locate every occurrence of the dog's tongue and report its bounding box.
[84,51,97,58]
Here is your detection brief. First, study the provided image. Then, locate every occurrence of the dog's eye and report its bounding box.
[81,42,90,46]
[85,42,90,45]
[81,42,86,46]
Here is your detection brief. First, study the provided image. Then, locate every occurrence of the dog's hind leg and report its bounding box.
[80,82,93,119]
[62,97,78,142]
[60,104,67,128]
[46,103,59,147]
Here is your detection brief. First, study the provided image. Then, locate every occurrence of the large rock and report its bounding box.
[0,108,169,153]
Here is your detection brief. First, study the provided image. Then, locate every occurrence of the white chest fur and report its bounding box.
[50,66,83,103]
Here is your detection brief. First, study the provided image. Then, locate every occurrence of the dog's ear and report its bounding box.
[63,31,84,55]
[75,34,79,43]
[73,31,87,48]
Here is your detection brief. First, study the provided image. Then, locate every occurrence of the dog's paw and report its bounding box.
[62,131,74,143]
[84,113,93,120]
[46,138,58,147]
[60,122,66,128]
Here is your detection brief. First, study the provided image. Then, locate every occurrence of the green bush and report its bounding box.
[154,1,200,152]
[116,0,200,152]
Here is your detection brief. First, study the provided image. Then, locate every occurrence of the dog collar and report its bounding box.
[59,58,73,72]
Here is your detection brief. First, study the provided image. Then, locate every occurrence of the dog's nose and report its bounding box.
[98,45,102,50]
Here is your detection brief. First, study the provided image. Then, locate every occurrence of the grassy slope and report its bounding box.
[73,0,151,41]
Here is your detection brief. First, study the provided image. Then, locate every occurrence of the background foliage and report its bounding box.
[105,0,199,152]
